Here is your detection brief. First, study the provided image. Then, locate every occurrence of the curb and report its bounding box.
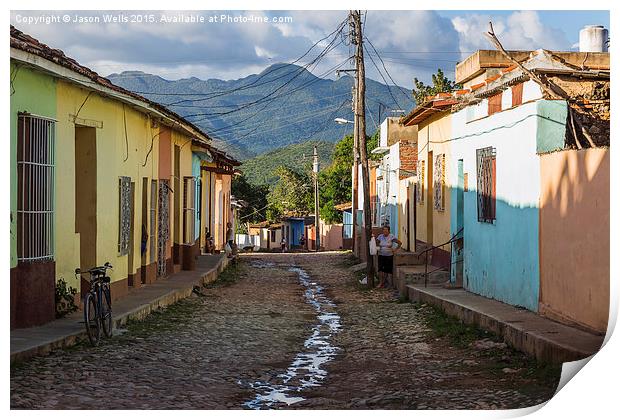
[10,256,229,364]
[405,283,601,364]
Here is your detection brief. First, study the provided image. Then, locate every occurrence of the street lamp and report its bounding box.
[334,117,354,125]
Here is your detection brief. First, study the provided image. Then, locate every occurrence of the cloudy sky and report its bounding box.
[10,10,610,88]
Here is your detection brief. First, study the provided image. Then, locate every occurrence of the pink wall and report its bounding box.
[320,221,343,250]
[539,148,609,333]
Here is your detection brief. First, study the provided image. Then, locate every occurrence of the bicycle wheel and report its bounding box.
[101,284,113,338]
[84,293,101,346]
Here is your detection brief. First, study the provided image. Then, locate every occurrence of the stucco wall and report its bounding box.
[319,220,343,250]
[56,81,160,291]
[416,111,452,250]
[539,148,609,333]
[450,100,541,311]
[10,64,57,269]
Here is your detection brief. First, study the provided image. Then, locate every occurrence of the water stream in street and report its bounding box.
[241,262,342,409]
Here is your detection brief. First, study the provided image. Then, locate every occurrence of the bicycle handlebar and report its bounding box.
[75,262,113,277]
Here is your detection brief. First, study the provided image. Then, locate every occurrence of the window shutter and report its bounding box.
[511,83,524,107]
[488,92,502,116]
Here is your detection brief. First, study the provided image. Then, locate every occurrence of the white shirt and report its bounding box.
[377,233,397,256]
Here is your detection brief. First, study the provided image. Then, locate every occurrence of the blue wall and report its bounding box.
[286,219,305,246]
[460,193,539,311]
[449,99,543,312]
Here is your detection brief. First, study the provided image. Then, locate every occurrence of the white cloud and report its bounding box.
[451,11,571,53]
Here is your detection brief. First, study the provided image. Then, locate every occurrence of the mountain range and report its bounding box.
[108,63,415,161]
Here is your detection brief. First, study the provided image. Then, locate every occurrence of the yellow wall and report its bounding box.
[415,111,452,250]
[55,80,213,294]
[56,82,157,290]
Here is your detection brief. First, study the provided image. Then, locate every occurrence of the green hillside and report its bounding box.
[108,64,414,160]
[240,141,335,186]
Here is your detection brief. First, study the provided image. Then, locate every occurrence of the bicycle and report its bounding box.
[75,262,113,346]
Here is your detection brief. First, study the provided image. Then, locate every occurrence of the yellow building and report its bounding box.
[10,27,238,328]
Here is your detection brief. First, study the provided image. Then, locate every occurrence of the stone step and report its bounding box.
[396,265,450,286]
[394,251,427,266]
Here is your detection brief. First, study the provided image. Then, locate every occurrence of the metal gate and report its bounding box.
[157,180,170,277]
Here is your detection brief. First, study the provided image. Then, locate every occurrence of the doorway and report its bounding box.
[127,181,136,286]
[75,126,97,297]
[454,159,465,287]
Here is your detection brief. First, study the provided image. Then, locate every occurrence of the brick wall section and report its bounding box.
[399,141,418,180]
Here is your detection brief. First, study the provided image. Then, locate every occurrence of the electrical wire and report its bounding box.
[364,36,412,103]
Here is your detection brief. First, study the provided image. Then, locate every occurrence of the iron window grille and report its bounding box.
[157,180,170,277]
[417,160,425,204]
[118,176,132,255]
[476,147,497,223]
[433,154,446,211]
[16,113,56,262]
[150,179,157,263]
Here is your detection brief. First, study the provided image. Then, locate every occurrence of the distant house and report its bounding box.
[335,202,353,250]
[282,216,313,250]
[372,117,418,251]
[266,223,283,250]
[10,27,239,329]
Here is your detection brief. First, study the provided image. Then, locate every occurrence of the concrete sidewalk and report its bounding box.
[395,279,605,364]
[11,254,230,363]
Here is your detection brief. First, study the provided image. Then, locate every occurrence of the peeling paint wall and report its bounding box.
[450,100,541,311]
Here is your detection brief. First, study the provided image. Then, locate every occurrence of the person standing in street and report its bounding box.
[376,224,401,288]
[225,222,235,258]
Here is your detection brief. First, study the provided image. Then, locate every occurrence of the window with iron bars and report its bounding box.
[118,176,132,255]
[183,176,197,244]
[476,147,497,223]
[417,160,425,204]
[150,179,157,263]
[433,154,446,211]
[17,114,56,262]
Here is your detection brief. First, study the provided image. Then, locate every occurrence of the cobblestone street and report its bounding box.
[11,252,561,410]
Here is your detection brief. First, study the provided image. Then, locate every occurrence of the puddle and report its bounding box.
[241,266,341,409]
[249,260,276,269]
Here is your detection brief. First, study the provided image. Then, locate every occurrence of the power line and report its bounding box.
[124,17,348,100]
[184,55,350,129]
[364,36,412,104]
[187,57,351,138]
[181,35,345,119]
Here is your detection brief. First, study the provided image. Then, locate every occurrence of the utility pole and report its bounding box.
[351,10,375,287]
[351,82,358,253]
[313,144,320,252]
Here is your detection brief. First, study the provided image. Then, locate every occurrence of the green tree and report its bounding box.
[412,68,460,104]
[231,174,269,231]
[266,166,313,222]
